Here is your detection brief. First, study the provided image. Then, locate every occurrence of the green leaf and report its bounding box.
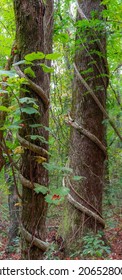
[51,187,69,196]
[45,194,63,205]
[29,124,42,128]
[73,176,84,181]
[25,52,45,61]
[30,135,48,144]
[43,163,72,172]
[45,53,61,60]
[24,67,36,78]
[34,184,48,195]
[0,105,10,112]
[19,97,36,105]
[40,63,54,73]
[54,33,69,43]
[21,106,39,115]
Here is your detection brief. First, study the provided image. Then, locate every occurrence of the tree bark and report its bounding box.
[62,0,108,251]
[13,0,53,259]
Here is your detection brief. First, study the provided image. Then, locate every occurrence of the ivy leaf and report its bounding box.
[45,53,61,60]
[25,52,45,61]
[24,67,36,78]
[40,63,54,73]
[34,184,48,195]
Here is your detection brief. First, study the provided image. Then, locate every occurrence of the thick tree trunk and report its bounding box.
[62,0,108,251]
[13,0,53,259]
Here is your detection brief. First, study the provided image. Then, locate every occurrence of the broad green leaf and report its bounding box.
[9,124,22,129]
[40,63,54,73]
[45,53,61,60]
[25,52,45,61]
[0,105,10,112]
[45,194,63,205]
[19,97,36,105]
[21,106,39,115]
[24,67,36,78]
[30,135,48,144]
[34,184,48,195]
[50,187,69,196]
[29,124,42,128]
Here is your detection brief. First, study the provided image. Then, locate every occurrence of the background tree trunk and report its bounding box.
[62,0,108,252]
[13,0,53,259]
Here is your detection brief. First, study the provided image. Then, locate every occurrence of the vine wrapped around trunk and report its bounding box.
[13,0,53,259]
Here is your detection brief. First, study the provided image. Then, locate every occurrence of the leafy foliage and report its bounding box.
[0,0,122,260]
[82,231,111,258]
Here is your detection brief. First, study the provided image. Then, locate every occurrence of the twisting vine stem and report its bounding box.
[74,63,122,142]
[13,53,49,251]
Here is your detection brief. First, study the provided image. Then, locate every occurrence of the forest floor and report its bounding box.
[0,204,122,260]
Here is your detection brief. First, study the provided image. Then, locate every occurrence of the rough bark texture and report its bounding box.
[13,0,53,259]
[6,181,19,252]
[62,0,108,251]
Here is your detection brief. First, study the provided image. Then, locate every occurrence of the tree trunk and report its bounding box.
[62,0,108,252]
[6,179,19,252]
[13,0,53,259]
